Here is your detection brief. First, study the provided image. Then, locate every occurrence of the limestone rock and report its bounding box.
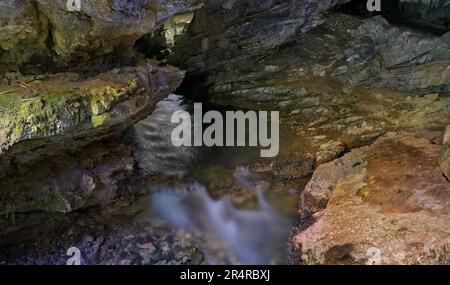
[0,65,184,160]
[181,13,450,110]
[0,64,184,214]
[0,0,201,72]
[171,0,351,76]
[156,0,203,24]
[299,146,369,218]
[439,125,450,179]
[384,0,450,31]
[292,135,450,264]
[0,143,133,215]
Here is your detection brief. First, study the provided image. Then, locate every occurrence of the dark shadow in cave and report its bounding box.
[337,0,382,18]
[135,26,170,61]
[174,73,211,103]
[337,0,448,36]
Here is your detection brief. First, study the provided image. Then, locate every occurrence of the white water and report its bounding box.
[151,173,292,264]
[135,94,294,264]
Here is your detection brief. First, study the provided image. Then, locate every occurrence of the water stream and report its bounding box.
[131,94,300,265]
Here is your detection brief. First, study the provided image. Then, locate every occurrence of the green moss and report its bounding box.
[0,86,86,148]
[45,89,77,105]
[2,200,16,225]
[0,38,19,50]
[53,29,69,56]
[31,193,68,213]
[398,97,450,129]
[0,68,147,155]
[0,90,20,113]
[91,113,108,127]
[88,81,132,116]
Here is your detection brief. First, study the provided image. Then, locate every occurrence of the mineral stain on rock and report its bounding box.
[1,0,450,265]
[293,136,450,264]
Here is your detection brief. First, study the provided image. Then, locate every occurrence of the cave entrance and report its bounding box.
[337,0,448,36]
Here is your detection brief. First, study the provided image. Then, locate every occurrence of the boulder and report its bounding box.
[439,125,450,179]
[299,146,369,218]
[292,135,450,264]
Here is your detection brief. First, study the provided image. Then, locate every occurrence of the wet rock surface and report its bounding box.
[0,65,184,216]
[0,1,197,220]
[172,0,350,84]
[168,2,450,265]
[170,5,450,182]
[0,196,205,265]
[2,1,450,265]
[0,142,134,215]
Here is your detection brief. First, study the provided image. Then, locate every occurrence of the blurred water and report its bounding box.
[132,94,294,264]
[151,178,292,265]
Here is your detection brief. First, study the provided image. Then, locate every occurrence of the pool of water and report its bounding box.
[132,94,302,264]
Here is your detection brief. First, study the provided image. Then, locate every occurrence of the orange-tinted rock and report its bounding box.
[299,146,369,218]
[292,135,450,264]
[439,125,450,180]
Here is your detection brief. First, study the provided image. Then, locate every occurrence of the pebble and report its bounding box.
[423,93,441,102]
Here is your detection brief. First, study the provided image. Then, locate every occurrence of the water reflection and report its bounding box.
[133,94,294,264]
[129,94,196,176]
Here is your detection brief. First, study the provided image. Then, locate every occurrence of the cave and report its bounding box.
[338,0,449,35]
[0,0,450,269]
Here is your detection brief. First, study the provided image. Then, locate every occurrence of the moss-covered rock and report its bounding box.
[0,0,49,73]
[0,65,184,158]
[0,64,184,215]
[0,0,202,73]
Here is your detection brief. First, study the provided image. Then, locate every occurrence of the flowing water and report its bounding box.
[131,94,300,264]
[150,175,293,264]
